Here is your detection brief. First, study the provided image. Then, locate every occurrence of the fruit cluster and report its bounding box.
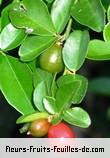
[27,119,76,138]
[17,39,91,137]
[19,42,77,138]
[28,41,76,138]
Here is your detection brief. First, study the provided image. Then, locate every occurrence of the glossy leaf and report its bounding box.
[107,6,110,21]
[33,68,57,97]
[19,35,56,61]
[33,68,53,94]
[33,81,47,112]
[51,78,58,98]
[43,96,58,114]
[72,76,88,104]
[16,112,49,124]
[101,0,110,10]
[56,81,80,111]
[0,53,35,115]
[26,59,37,72]
[0,23,26,51]
[71,0,105,32]
[87,40,110,60]
[63,30,89,71]
[45,0,54,3]
[1,4,11,30]
[9,0,56,36]
[51,0,73,33]
[63,107,91,128]
[89,77,110,96]
[103,22,110,41]
[57,74,88,104]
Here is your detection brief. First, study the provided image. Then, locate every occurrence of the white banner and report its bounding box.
[0,138,110,158]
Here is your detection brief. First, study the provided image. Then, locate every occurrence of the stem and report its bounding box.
[64,18,72,40]
[51,73,57,97]
[19,123,31,134]
[58,18,73,44]
[63,67,76,75]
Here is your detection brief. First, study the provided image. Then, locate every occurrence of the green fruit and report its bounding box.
[28,119,50,137]
[39,43,64,74]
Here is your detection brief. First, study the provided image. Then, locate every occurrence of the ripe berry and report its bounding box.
[48,122,76,138]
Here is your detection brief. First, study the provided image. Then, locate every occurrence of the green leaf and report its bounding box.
[63,107,91,128]
[51,78,58,98]
[107,5,110,21]
[0,53,35,115]
[45,0,54,3]
[19,35,56,62]
[16,112,49,124]
[103,22,110,41]
[33,68,57,97]
[33,68,53,94]
[89,77,110,96]
[87,40,110,60]
[101,0,110,10]
[51,0,73,33]
[0,23,26,51]
[57,74,88,104]
[0,0,2,5]
[71,0,105,32]
[63,30,89,71]
[56,81,80,111]
[33,81,47,112]
[9,0,56,36]
[26,59,37,73]
[72,75,88,104]
[43,96,58,114]
[1,4,11,30]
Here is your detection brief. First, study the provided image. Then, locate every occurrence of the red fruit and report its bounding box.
[48,122,76,138]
